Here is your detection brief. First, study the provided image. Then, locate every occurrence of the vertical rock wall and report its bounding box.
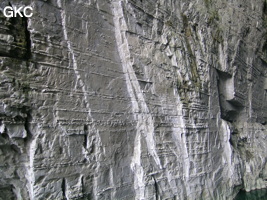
[0,0,266,199]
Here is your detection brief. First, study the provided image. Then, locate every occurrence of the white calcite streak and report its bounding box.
[112,1,162,198]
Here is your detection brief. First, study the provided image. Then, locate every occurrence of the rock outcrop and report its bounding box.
[0,0,266,199]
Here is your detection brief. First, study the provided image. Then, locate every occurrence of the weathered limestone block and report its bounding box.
[0,0,266,199]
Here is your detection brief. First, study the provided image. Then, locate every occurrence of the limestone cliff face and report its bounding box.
[0,0,266,199]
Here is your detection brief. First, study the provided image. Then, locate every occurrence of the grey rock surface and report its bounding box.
[0,0,266,199]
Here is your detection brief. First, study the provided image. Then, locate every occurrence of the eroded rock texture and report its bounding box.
[0,0,266,199]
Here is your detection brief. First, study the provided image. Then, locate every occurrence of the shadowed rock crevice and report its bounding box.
[216,69,244,122]
[61,178,67,200]
[0,4,31,60]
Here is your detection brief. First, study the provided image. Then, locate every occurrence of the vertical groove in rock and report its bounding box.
[61,178,67,200]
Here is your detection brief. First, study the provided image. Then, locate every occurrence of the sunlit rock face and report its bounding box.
[0,0,266,199]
